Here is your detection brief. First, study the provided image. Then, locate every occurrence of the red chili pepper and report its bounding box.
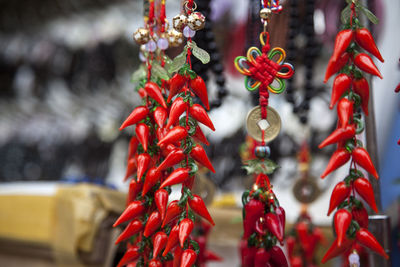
[127,136,139,160]
[240,239,257,267]
[286,236,295,257]
[135,123,150,151]
[337,98,353,128]
[327,181,351,215]
[203,250,222,262]
[321,237,353,263]
[115,219,143,244]
[148,259,162,267]
[254,248,270,267]
[354,53,383,79]
[291,256,302,267]
[166,97,188,129]
[331,29,354,62]
[142,167,162,196]
[319,124,356,148]
[269,246,289,267]
[334,209,352,247]
[353,77,370,116]
[153,107,168,128]
[136,153,151,182]
[180,249,197,267]
[254,218,267,235]
[152,231,168,259]
[188,194,215,225]
[352,147,379,178]
[168,73,187,103]
[145,82,167,108]
[116,245,140,267]
[352,205,369,228]
[356,228,388,259]
[161,143,178,157]
[138,88,147,98]
[189,144,215,173]
[264,213,284,243]
[243,199,264,238]
[275,206,286,236]
[120,106,149,130]
[157,148,185,172]
[155,189,169,220]
[189,104,215,131]
[295,221,309,251]
[324,52,350,83]
[162,200,183,227]
[355,28,384,62]
[179,218,194,247]
[143,211,162,237]
[189,76,209,110]
[160,168,190,188]
[157,126,188,146]
[183,175,195,190]
[192,125,209,146]
[329,73,352,109]
[173,245,183,267]
[354,177,378,212]
[124,158,137,181]
[321,147,351,178]
[113,200,145,227]
[162,224,180,256]
[127,179,142,204]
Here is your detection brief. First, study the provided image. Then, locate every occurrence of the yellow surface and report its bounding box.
[0,195,54,245]
[0,184,126,266]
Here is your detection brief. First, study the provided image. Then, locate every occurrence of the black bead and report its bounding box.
[300,115,308,124]
[216,75,225,86]
[218,87,228,98]
[212,63,223,74]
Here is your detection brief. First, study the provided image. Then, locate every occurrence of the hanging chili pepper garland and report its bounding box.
[320,0,388,263]
[115,0,219,266]
[235,1,293,266]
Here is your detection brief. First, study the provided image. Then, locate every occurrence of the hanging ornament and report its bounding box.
[114,0,217,266]
[234,1,294,266]
[319,0,388,263]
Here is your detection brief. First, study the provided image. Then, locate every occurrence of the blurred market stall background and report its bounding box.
[0,0,399,266]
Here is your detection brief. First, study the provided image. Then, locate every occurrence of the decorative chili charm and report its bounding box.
[234,1,292,266]
[320,1,388,263]
[113,0,219,266]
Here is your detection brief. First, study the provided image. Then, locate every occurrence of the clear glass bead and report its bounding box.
[348,253,360,267]
[183,26,196,38]
[139,52,146,62]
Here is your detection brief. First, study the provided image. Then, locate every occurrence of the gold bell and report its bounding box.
[260,8,272,20]
[168,29,184,47]
[133,27,150,45]
[187,12,205,31]
[172,14,187,32]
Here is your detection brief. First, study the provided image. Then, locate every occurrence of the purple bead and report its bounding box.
[183,26,195,38]
[157,38,169,50]
[146,40,157,52]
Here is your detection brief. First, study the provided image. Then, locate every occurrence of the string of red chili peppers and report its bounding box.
[319,1,388,264]
[113,0,217,266]
[235,1,293,266]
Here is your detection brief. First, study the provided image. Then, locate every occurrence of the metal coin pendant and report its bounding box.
[246,105,281,143]
[292,176,320,204]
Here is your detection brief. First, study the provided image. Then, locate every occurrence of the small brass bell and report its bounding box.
[172,14,187,32]
[168,29,184,47]
[187,12,205,31]
[133,27,150,45]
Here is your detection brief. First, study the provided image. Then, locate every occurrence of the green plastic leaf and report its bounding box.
[341,4,352,25]
[359,6,379,24]
[192,45,210,64]
[152,63,170,80]
[131,65,146,83]
[242,159,279,175]
[163,55,173,69]
[169,51,187,73]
